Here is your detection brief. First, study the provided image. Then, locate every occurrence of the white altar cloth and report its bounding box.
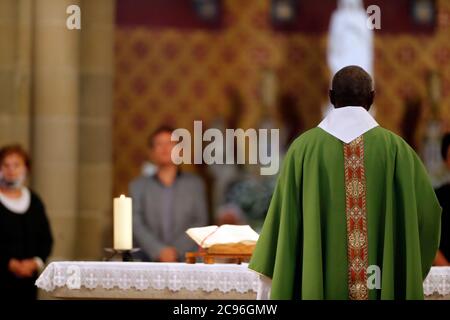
[35,262,450,300]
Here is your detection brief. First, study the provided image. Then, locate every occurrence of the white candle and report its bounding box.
[113,194,133,250]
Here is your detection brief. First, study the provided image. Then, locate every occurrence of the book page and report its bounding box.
[186,224,259,248]
[185,225,218,246]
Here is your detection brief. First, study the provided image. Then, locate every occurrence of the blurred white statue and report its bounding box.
[327,0,373,77]
[324,0,375,116]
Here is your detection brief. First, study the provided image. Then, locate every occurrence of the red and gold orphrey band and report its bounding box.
[343,135,369,300]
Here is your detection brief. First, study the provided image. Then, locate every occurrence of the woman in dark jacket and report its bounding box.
[0,144,53,300]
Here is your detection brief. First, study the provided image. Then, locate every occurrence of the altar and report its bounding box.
[36,262,450,300]
[36,262,259,299]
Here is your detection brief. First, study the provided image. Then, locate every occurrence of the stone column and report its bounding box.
[32,0,80,260]
[15,0,34,150]
[0,0,33,149]
[76,0,115,259]
[0,0,17,146]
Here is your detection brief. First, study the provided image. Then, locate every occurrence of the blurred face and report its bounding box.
[0,153,27,185]
[150,131,176,167]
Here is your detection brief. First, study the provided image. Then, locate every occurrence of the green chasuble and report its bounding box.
[249,126,442,300]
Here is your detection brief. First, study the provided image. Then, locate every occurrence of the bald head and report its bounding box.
[330,66,374,110]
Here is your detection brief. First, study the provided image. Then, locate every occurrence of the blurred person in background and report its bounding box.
[129,126,208,262]
[0,144,53,300]
[435,133,450,266]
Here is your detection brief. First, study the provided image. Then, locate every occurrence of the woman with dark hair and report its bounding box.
[0,144,53,299]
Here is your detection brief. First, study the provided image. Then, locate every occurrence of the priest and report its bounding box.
[249,66,442,300]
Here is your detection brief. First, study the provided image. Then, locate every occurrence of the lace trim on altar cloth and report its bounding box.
[35,262,260,293]
[423,267,450,296]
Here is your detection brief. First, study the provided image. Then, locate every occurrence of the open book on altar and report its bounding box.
[185,224,259,253]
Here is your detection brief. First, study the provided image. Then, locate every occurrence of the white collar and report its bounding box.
[0,187,31,214]
[318,106,379,143]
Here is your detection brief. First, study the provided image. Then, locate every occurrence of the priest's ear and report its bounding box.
[329,90,335,106]
[366,90,375,110]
